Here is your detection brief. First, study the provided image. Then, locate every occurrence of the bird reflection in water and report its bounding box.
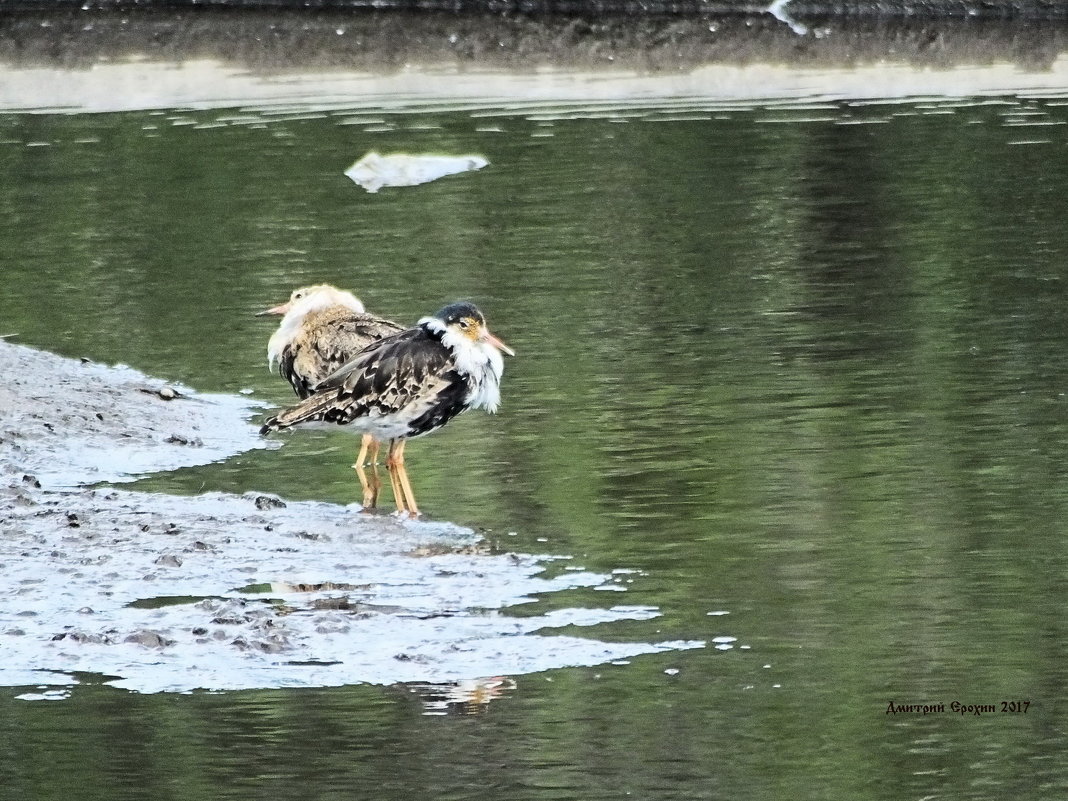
[407,676,517,716]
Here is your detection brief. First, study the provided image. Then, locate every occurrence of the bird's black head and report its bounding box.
[434,301,485,327]
[422,300,515,356]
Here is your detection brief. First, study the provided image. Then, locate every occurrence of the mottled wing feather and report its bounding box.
[277,344,312,398]
[280,310,405,399]
[317,329,455,422]
[401,371,471,437]
[345,314,408,343]
[262,325,473,437]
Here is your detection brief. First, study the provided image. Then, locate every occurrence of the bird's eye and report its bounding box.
[458,320,470,330]
[294,292,304,299]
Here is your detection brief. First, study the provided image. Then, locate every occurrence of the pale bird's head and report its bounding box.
[262,284,367,370]
[256,284,366,318]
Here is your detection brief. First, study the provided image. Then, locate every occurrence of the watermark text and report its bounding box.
[885,700,1030,716]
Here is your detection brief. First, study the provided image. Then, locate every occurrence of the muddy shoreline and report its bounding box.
[0,339,268,489]
[0,340,703,695]
[3,4,1067,115]
[1,7,1066,73]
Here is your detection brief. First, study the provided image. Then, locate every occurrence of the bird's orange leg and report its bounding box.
[354,435,382,508]
[394,440,420,518]
[353,434,378,468]
[355,461,381,509]
[387,439,420,518]
[386,439,408,515]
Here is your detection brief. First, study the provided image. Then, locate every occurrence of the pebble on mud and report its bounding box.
[137,385,182,401]
[124,630,175,648]
[53,631,113,645]
[231,635,289,654]
[164,433,203,446]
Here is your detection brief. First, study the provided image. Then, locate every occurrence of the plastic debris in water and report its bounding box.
[344,151,488,193]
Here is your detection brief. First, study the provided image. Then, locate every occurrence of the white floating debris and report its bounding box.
[711,636,737,644]
[344,151,488,193]
[664,668,680,676]
[767,0,809,36]
[706,610,730,616]
[16,689,70,701]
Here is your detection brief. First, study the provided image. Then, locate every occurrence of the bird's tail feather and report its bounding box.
[260,391,340,435]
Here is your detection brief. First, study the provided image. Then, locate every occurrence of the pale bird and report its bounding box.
[258,284,404,494]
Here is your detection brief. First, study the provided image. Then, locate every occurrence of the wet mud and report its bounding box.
[3,4,1067,117]
[1,6,1066,74]
[0,340,266,489]
[0,340,704,696]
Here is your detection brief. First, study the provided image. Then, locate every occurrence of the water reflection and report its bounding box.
[408,676,517,716]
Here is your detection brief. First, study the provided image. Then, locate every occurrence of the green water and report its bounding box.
[3,95,1068,799]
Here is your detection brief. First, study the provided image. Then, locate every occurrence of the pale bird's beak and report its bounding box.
[256,302,291,317]
[482,328,515,356]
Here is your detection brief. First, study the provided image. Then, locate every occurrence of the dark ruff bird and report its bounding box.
[261,301,514,516]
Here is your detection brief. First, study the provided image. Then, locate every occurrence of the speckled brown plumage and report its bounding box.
[259,284,406,508]
[278,306,404,399]
[266,325,470,438]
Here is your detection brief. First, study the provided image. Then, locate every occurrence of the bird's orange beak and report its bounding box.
[256,302,291,317]
[482,329,515,356]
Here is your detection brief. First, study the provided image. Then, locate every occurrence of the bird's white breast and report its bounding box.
[438,328,504,413]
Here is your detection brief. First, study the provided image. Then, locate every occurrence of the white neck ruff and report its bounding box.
[420,316,505,413]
